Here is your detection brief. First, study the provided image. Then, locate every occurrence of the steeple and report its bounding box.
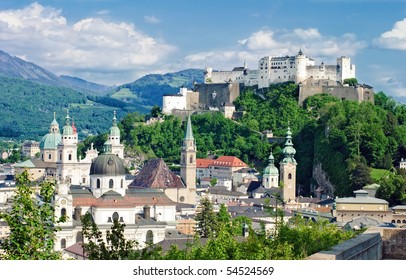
[282,124,296,164]
[184,113,194,141]
[263,149,279,188]
[49,112,59,133]
[62,109,73,135]
[279,123,297,203]
[107,110,123,158]
[180,113,197,203]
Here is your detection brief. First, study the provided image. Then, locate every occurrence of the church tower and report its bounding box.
[57,110,79,184]
[263,150,279,189]
[108,111,124,159]
[279,125,297,203]
[180,114,196,202]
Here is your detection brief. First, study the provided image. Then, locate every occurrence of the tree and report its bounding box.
[350,160,373,191]
[343,78,358,86]
[81,212,138,260]
[0,170,64,260]
[194,197,218,238]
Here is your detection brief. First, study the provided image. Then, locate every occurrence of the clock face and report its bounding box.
[61,199,66,205]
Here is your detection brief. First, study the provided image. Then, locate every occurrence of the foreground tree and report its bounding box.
[0,170,64,260]
[194,197,219,238]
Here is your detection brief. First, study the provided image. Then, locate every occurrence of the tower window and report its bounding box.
[48,154,51,160]
[189,155,194,163]
[109,179,114,188]
[97,179,101,189]
[68,154,72,161]
[112,212,119,222]
[61,208,67,218]
[288,173,292,180]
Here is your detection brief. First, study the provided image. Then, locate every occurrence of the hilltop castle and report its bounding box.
[204,50,356,88]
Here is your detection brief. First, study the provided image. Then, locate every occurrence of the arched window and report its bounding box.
[397,220,401,224]
[288,173,292,180]
[68,154,72,161]
[61,208,66,218]
[146,230,154,244]
[61,239,66,249]
[392,220,396,223]
[48,154,51,160]
[189,155,193,163]
[97,179,101,189]
[109,179,114,188]
[403,220,406,224]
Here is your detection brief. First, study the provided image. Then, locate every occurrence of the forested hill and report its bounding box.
[111,69,204,108]
[0,76,137,140]
[115,82,406,203]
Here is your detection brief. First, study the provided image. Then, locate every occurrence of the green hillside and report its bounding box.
[113,69,204,107]
[0,76,138,140]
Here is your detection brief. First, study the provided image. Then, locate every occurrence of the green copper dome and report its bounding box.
[109,110,120,137]
[263,151,279,176]
[62,110,74,135]
[281,125,297,164]
[40,133,62,150]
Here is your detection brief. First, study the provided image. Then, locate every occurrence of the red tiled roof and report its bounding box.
[196,159,215,168]
[210,156,248,167]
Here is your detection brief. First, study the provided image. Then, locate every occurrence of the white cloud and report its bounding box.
[375,18,406,50]
[0,2,175,85]
[183,27,366,72]
[144,15,160,24]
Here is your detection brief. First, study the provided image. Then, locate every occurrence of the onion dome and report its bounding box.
[282,125,297,164]
[110,110,120,137]
[263,150,279,176]
[39,113,62,149]
[62,109,73,135]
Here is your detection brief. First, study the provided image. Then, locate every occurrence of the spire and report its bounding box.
[282,123,296,164]
[72,118,77,134]
[49,112,59,133]
[268,149,275,164]
[62,109,73,135]
[113,110,117,126]
[184,113,194,140]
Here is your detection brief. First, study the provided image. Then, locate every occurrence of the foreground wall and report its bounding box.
[307,227,406,260]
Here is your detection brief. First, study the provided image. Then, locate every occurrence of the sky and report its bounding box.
[1,0,406,101]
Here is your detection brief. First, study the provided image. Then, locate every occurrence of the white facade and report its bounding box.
[162,87,192,114]
[204,51,356,89]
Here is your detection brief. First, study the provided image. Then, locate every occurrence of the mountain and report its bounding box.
[0,50,112,95]
[111,69,204,107]
[59,75,115,95]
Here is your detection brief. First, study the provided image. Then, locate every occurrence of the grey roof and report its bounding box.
[336,196,388,205]
[89,154,125,176]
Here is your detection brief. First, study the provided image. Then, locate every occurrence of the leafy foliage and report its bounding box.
[0,170,64,260]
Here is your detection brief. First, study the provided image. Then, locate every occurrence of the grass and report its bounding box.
[370,168,390,182]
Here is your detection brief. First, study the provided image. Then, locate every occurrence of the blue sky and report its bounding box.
[1,1,406,101]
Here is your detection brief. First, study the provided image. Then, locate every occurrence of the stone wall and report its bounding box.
[306,227,406,260]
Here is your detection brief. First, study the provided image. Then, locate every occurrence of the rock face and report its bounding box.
[312,163,335,198]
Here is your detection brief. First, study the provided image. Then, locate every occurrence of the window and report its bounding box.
[68,154,72,161]
[146,230,154,244]
[121,179,124,188]
[109,179,114,188]
[61,239,66,249]
[189,155,194,164]
[82,177,86,184]
[48,154,51,160]
[61,208,66,218]
[97,179,101,189]
[288,173,292,180]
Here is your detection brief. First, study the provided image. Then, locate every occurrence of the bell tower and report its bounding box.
[279,125,297,203]
[180,114,196,196]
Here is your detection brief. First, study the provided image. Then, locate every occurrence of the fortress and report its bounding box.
[162,50,374,116]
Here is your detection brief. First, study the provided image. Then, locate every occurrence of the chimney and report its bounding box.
[143,204,151,219]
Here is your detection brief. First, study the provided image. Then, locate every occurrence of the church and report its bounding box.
[18,111,199,256]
